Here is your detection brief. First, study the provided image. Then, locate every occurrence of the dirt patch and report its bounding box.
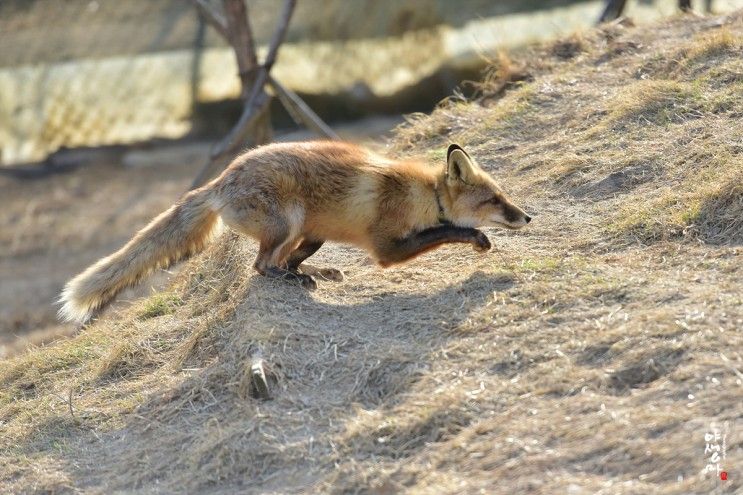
[572,163,657,199]
[604,347,685,394]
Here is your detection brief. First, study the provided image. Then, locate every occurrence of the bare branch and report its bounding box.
[240,0,259,72]
[268,75,339,140]
[223,0,258,74]
[597,0,628,23]
[190,91,270,189]
[190,0,298,189]
[209,72,268,160]
[264,0,297,71]
[192,0,228,39]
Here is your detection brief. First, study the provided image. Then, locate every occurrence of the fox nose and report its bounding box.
[524,214,532,224]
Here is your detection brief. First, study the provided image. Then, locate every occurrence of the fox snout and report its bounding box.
[501,203,532,229]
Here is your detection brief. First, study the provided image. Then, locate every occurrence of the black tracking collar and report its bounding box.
[434,185,451,225]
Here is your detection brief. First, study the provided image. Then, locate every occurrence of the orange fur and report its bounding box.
[59,141,530,323]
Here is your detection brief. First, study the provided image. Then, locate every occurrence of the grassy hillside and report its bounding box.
[2,12,742,494]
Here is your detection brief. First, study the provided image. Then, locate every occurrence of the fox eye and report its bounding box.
[490,197,501,205]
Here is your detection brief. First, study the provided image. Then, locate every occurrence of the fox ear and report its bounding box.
[446,144,477,183]
[447,144,470,160]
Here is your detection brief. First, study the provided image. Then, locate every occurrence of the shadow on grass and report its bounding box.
[10,269,514,493]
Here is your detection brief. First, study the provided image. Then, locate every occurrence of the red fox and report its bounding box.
[59,141,531,323]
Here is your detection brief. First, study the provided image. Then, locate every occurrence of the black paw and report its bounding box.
[315,267,343,282]
[297,273,317,290]
[472,230,491,252]
[265,267,318,290]
[297,264,344,282]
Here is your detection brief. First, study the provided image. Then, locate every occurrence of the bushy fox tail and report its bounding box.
[58,187,220,324]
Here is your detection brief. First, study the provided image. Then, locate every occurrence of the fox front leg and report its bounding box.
[375,225,491,267]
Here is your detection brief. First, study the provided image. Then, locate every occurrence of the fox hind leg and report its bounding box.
[286,239,343,282]
[254,237,317,289]
[252,209,318,290]
[285,239,323,270]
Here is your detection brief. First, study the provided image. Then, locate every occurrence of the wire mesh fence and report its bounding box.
[0,0,239,166]
[3,0,738,166]
[0,0,576,167]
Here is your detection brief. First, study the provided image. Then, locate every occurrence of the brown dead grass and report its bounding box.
[2,11,743,495]
[0,151,205,358]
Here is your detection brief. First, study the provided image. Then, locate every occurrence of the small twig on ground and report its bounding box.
[250,348,271,400]
[68,387,76,420]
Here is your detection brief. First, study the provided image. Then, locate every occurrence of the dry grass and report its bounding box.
[2,11,743,495]
[0,151,205,358]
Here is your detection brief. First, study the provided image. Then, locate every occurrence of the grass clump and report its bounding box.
[637,28,742,82]
[602,80,704,130]
[477,51,533,102]
[608,150,742,244]
[689,173,743,244]
[138,292,183,320]
[683,28,742,66]
[609,188,699,243]
[96,339,155,381]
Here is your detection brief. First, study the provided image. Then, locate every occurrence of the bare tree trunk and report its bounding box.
[222,0,273,147]
[598,0,628,23]
[190,0,338,189]
[190,0,296,189]
[190,13,206,115]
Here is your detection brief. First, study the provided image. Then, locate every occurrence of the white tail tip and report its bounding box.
[57,284,95,324]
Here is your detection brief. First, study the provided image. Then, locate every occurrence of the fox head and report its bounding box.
[442,144,531,229]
